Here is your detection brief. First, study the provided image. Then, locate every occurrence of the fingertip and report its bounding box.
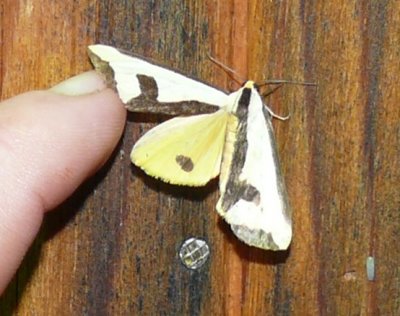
[49,71,108,96]
[61,88,127,173]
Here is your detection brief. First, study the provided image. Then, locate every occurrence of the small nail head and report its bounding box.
[179,237,210,270]
[366,256,375,281]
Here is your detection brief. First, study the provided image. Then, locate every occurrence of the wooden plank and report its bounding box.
[370,2,400,314]
[1,0,399,315]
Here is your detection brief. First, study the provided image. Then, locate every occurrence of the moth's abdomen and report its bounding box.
[217,114,239,214]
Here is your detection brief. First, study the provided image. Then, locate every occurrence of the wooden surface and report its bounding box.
[1,0,399,315]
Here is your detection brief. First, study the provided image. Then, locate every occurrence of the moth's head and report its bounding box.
[243,80,257,90]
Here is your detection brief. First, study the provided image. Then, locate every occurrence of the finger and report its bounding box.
[50,70,107,96]
[0,75,126,293]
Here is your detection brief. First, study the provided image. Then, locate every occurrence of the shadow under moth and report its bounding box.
[88,44,292,251]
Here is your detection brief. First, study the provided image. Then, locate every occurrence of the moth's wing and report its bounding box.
[88,44,228,115]
[131,109,229,186]
[217,86,292,250]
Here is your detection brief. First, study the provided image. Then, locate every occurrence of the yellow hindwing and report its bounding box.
[131,109,229,186]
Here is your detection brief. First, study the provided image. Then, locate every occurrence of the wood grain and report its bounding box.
[1,0,399,315]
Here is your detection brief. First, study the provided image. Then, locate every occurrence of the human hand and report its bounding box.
[0,72,126,294]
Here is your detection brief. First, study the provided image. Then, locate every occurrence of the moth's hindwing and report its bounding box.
[216,83,292,250]
[131,109,229,186]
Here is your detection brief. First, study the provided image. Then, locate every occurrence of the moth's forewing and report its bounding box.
[217,83,292,250]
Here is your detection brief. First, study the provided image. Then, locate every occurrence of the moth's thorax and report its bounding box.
[225,82,260,114]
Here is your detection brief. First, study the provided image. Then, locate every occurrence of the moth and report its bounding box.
[88,44,292,250]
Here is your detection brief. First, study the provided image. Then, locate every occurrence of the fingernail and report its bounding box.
[49,71,106,96]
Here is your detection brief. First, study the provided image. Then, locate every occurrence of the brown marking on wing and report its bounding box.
[175,155,194,172]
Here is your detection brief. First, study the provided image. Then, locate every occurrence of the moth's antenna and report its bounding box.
[258,79,317,87]
[259,79,316,121]
[261,84,283,98]
[206,53,246,86]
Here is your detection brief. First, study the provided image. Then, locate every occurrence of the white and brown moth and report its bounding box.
[88,44,292,250]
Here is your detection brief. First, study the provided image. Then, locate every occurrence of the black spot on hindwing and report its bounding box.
[176,155,194,172]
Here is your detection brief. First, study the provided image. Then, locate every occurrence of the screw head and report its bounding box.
[179,237,210,270]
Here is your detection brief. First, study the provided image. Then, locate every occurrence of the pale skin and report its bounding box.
[0,71,126,294]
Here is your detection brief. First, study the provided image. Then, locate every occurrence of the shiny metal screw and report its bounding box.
[179,237,210,270]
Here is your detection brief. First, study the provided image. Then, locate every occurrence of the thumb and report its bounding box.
[0,71,126,293]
